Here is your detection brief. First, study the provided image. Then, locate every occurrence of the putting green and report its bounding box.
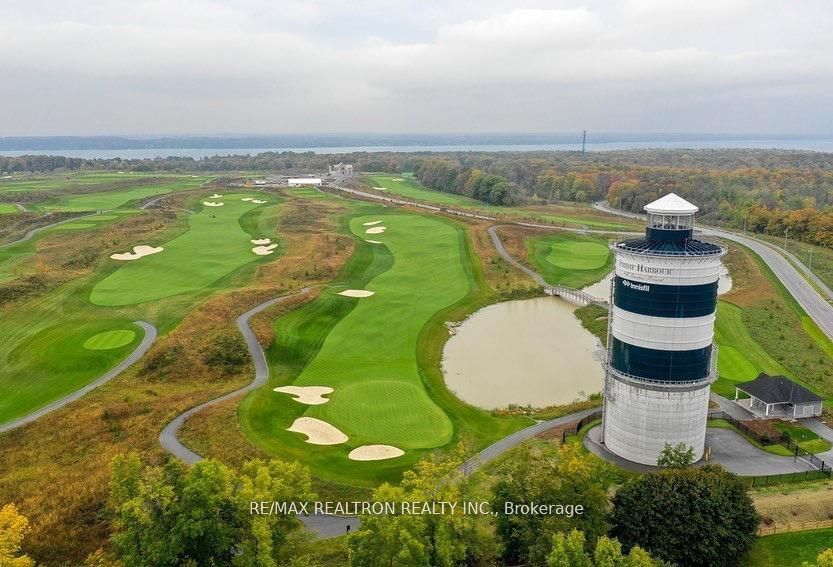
[90,194,279,306]
[0,318,142,424]
[545,240,609,270]
[83,329,137,350]
[527,233,613,288]
[244,212,469,455]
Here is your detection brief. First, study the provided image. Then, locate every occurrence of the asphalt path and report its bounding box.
[0,211,99,248]
[0,321,157,434]
[593,201,833,341]
[159,288,311,463]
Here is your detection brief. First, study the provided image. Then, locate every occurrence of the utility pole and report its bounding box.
[743,217,747,234]
[809,246,814,271]
[784,228,789,251]
[581,130,586,155]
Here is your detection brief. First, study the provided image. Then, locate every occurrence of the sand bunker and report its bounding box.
[251,238,272,245]
[365,240,382,244]
[241,197,254,201]
[338,289,375,298]
[110,245,164,261]
[251,199,267,204]
[287,417,348,445]
[363,220,383,226]
[365,226,386,234]
[252,244,278,256]
[372,187,388,191]
[209,193,223,198]
[203,201,224,207]
[392,178,404,181]
[274,385,334,405]
[348,445,405,461]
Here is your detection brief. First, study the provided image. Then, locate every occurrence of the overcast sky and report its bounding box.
[2,0,832,136]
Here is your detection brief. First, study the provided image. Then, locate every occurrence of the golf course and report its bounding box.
[0,181,285,426]
[239,201,531,483]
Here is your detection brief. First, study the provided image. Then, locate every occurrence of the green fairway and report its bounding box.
[54,222,96,230]
[0,172,185,193]
[240,204,531,483]
[83,329,137,350]
[744,528,833,567]
[0,203,18,214]
[90,193,279,306]
[366,173,636,231]
[36,176,211,212]
[0,317,144,424]
[244,213,466,452]
[526,232,613,288]
[712,301,790,397]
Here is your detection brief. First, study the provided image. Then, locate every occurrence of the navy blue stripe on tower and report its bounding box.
[646,227,693,241]
[610,337,712,381]
[614,276,717,318]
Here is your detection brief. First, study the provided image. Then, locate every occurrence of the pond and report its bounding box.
[441,297,605,409]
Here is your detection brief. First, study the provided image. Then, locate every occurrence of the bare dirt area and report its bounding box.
[720,242,776,307]
[753,482,833,527]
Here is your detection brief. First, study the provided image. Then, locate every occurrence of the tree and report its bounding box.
[348,443,498,567]
[546,530,658,567]
[0,504,34,567]
[492,443,611,566]
[109,454,314,567]
[611,465,759,567]
[656,442,695,468]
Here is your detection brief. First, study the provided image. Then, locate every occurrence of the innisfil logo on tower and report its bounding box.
[622,280,650,292]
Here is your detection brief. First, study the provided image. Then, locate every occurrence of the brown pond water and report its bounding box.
[441,297,604,409]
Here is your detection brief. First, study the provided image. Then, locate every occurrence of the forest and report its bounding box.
[3,149,833,245]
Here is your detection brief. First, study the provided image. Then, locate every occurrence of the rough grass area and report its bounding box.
[363,172,638,230]
[574,304,609,346]
[713,243,833,403]
[743,528,833,567]
[526,232,613,288]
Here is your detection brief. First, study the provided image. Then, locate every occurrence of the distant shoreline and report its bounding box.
[2,137,833,159]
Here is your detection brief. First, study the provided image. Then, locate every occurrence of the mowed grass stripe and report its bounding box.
[90,194,279,306]
[37,176,211,212]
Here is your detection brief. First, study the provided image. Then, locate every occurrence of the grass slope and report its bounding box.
[0,172,174,193]
[90,193,278,306]
[743,528,833,567]
[526,232,613,288]
[713,302,791,397]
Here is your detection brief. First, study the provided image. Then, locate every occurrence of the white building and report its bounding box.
[601,193,726,465]
[287,178,323,187]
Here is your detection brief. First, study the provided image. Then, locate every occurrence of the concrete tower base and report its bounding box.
[601,372,710,466]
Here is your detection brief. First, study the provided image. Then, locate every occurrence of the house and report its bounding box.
[735,373,823,418]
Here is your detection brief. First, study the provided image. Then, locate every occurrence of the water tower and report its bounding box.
[601,193,725,465]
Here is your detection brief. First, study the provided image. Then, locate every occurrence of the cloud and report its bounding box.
[0,0,831,134]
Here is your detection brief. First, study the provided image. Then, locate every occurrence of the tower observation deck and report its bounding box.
[601,193,726,465]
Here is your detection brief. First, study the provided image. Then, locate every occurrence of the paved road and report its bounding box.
[0,211,99,248]
[159,288,311,463]
[0,321,157,434]
[593,201,833,341]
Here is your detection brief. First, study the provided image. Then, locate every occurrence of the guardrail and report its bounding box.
[559,410,604,444]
